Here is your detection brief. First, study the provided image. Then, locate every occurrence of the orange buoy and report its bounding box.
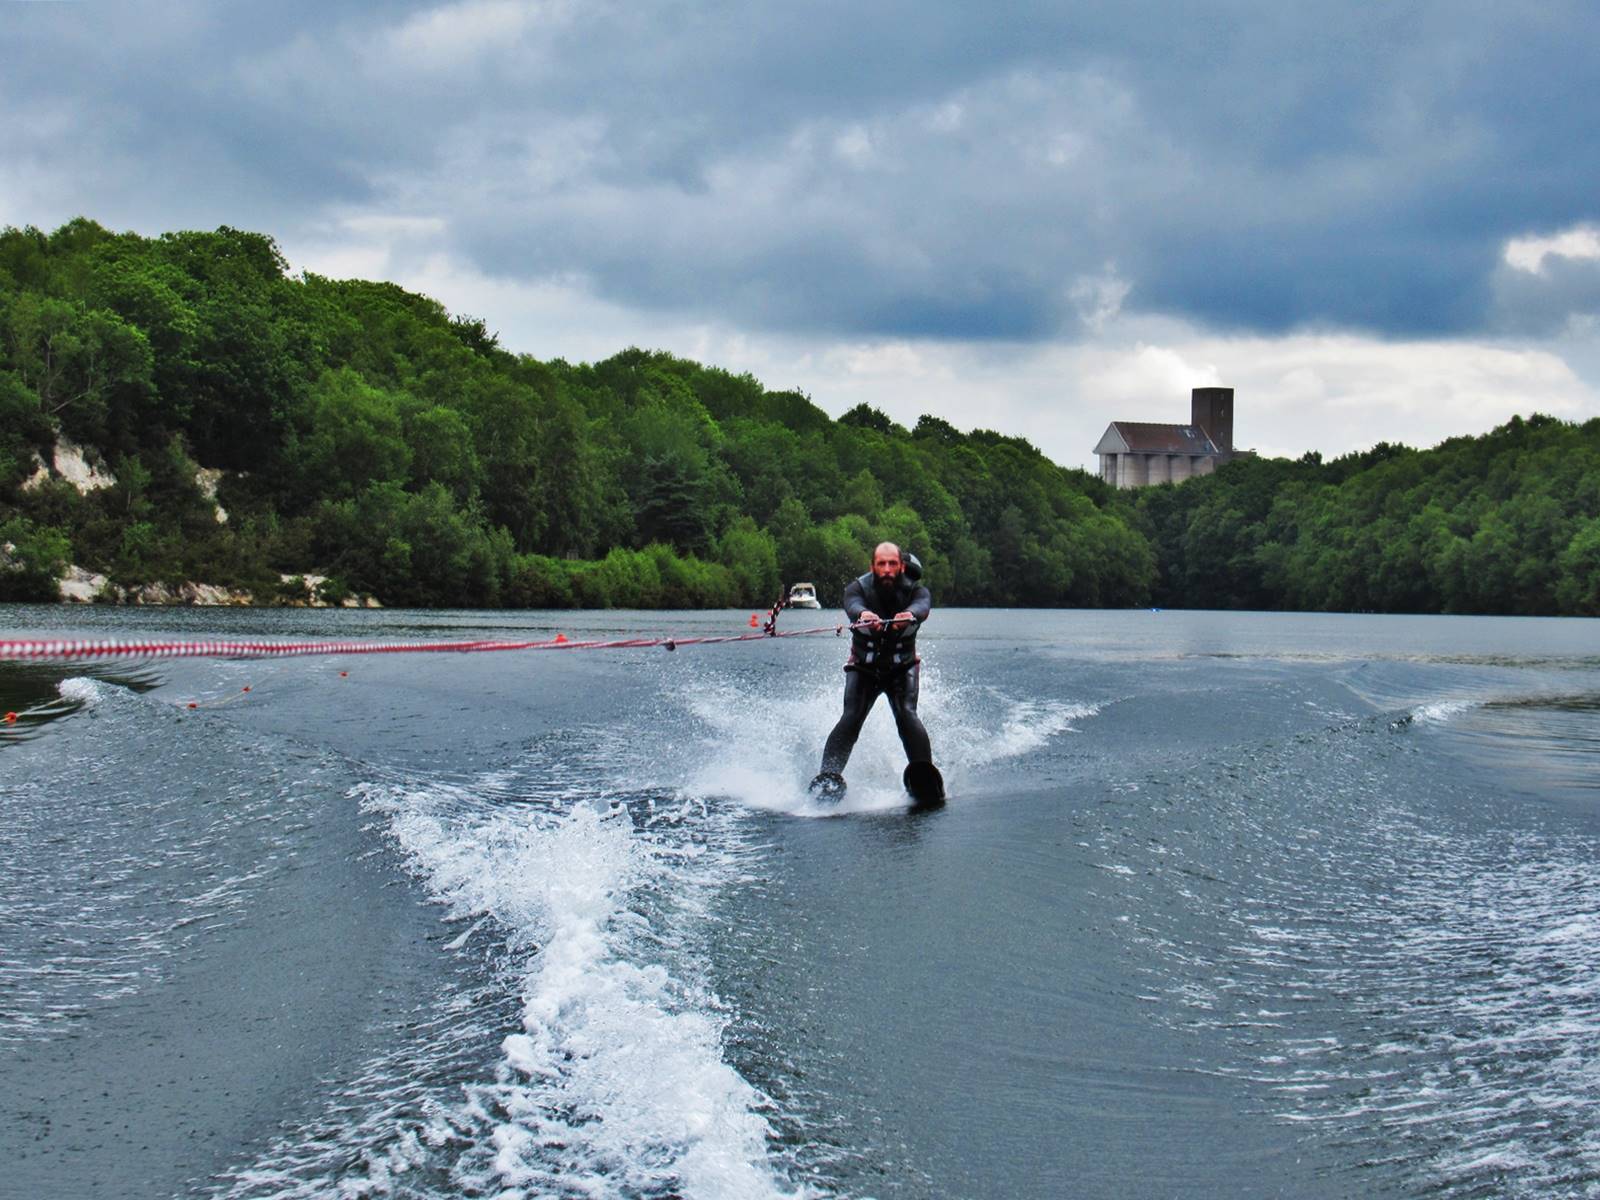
[242,686,251,693]
[339,671,348,677]
[749,614,759,627]
[554,633,568,644]
[187,702,198,709]
[3,712,16,724]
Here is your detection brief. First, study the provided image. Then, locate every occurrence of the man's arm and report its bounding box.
[842,575,876,624]
[890,584,931,629]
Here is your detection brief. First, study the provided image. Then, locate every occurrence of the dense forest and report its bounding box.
[0,219,1596,615]
[0,219,1151,610]
[1138,416,1600,616]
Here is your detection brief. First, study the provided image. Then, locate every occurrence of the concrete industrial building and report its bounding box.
[1094,387,1237,488]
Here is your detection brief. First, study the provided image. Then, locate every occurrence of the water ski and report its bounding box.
[903,761,946,807]
[809,771,847,803]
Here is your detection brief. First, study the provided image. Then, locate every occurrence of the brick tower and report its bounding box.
[1191,387,1234,455]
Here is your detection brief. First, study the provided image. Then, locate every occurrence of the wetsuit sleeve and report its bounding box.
[842,575,869,622]
[906,585,931,623]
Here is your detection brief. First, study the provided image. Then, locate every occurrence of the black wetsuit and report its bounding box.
[819,571,933,774]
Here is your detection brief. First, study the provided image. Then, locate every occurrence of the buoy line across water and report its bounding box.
[0,611,882,664]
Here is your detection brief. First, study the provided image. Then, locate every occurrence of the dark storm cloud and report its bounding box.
[4,0,1597,341]
[0,1,406,229]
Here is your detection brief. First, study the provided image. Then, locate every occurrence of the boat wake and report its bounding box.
[367,770,800,1199]
[209,706,808,1200]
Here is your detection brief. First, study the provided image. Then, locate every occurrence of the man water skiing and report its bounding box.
[811,542,944,805]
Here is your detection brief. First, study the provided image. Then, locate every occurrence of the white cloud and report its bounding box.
[1504,225,1600,275]
[0,98,117,228]
[288,212,452,283]
[1068,264,1132,333]
[828,341,952,382]
[925,102,965,134]
[832,125,876,167]
[338,214,449,239]
[383,0,574,70]
[1042,132,1087,167]
[1181,334,1591,458]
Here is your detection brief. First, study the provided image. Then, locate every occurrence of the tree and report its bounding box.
[1,294,153,444]
[290,368,411,502]
[1556,519,1600,615]
[839,403,897,434]
[0,516,72,600]
[406,403,479,502]
[717,516,781,604]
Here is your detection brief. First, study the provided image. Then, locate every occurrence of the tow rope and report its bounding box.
[0,596,880,662]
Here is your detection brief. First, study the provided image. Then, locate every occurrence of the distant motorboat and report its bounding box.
[787,582,821,609]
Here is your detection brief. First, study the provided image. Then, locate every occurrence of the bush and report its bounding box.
[1557,520,1600,615]
[571,547,662,609]
[0,516,72,601]
[505,554,576,608]
[310,481,513,607]
[716,516,781,605]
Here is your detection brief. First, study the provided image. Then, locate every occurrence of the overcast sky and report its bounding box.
[5,0,1600,469]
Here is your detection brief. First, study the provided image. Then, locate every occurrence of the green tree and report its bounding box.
[290,368,411,501]
[405,403,479,502]
[1556,519,1600,615]
[717,516,782,605]
[0,516,72,600]
[1,294,153,444]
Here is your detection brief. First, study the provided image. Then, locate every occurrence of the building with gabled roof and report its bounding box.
[1094,387,1237,488]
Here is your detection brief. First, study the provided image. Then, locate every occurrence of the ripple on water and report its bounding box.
[0,678,344,1044]
[1077,707,1600,1197]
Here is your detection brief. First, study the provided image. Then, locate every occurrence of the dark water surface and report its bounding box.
[3,606,1598,1198]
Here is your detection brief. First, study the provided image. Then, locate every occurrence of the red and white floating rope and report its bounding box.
[0,622,871,662]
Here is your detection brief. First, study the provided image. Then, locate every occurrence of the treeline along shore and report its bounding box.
[1,219,1598,616]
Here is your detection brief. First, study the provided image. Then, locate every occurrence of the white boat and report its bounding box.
[787,582,821,609]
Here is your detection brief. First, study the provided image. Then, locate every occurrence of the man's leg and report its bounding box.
[820,670,883,774]
[885,664,933,763]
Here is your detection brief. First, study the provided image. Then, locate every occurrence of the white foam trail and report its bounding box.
[58,676,106,705]
[361,780,804,1199]
[675,664,1101,816]
[675,668,911,817]
[687,761,909,819]
[940,693,1102,770]
[1410,698,1478,724]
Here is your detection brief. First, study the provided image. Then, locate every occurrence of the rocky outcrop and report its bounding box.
[19,452,51,493]
[275,574,381,608]
[58,565,111,603]
[177,582,253,606]
[193,467,229,524]
[19,438,118,495]
[51,437,117,493]
[279,573,327,605]
[53,567,373,607]
[112,581,255,605]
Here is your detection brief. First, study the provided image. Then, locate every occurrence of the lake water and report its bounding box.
[3,605,1599,1199]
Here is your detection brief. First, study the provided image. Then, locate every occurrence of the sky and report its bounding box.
[4,0,1600,470]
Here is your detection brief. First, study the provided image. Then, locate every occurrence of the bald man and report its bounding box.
[812,542,937,797]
